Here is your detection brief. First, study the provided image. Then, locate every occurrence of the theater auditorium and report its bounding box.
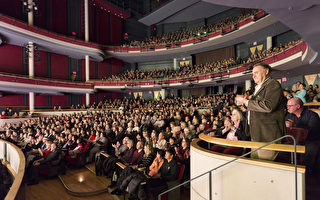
[0,0,319,200]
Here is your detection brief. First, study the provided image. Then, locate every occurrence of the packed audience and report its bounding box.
[122,9,261,48]
[0,78,319,198]
[0,107,19,118]
[104,39,303,81]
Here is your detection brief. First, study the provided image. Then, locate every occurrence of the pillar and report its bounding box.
[173,58,177,70]
[27,0,34,26]
[266,36,272,50]
[84,0,89,42]
[160,89,166,99]
[28,42,34,78]
[29,92,34,112]
[84,0,90,106]
[28,41,35,112]
[86,93,90,107]
[245,80,252,91]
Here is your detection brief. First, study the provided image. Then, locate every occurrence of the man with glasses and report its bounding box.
[286,97,320,175]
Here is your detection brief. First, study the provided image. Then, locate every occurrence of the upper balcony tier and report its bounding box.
[1,10,290,63]
[107,10,290,63]
[94,41,310,91]
[0,73,93,95]
[0,14,105,61]
[0,41,313,94]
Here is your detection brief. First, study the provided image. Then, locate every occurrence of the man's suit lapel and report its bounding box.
[252,77,271,98]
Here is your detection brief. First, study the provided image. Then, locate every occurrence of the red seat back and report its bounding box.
[285,127,308,145]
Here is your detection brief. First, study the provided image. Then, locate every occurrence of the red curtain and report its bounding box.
[111,58,122,75]
[96,8,109,45]
[35,95,48,106]
[50,53,68,80]
[49,0,67,35]
[51,95,68,106]
[0,95,23,106]
[34,50,47,77]
[98,60,109,79]
[0,44,22,74]
[110,15,122,45]
[0,0,22,21]
[34,0,47,29]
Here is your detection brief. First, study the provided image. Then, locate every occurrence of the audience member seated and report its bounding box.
[295,83,307,103]
[146,148,179,200]
[285,97,320,174]
[27,142,60,185]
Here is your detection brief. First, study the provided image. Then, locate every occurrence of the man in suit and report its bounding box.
[236,63,286,159]
[27,142,60,185]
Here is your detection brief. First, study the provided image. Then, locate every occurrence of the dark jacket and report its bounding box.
[247,78,286,142]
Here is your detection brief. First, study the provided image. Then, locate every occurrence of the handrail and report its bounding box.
[0,140,25,200]
[199,133,305,153]
[158,135,299,200]
[304,102,320,106]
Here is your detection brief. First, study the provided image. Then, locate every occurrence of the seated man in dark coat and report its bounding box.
[286,97,320,174]
[147,148,179,199]
[27,142,60,185]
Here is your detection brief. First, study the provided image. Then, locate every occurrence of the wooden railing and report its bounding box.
[199,133,305,154]
[0,140,25,200]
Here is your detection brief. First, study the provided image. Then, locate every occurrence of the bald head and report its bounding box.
[288,97,303,107]
[287,97,303,115]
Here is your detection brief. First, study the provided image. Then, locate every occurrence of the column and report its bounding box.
[266,36,272,50]
[29,92,34,112]
[27,0,34,26]
[85,55,90,106]
[84,0,89,42]
[173,58,177,70]
[28,42,34,77]
[160,89,166,99]
[84,0,90,106]
[86,93,90,107]
[28,41,35,112]
[245,80,252,91]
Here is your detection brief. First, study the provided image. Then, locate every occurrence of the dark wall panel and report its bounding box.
[96,8,109,45]
[98,60,109,79]
[35,95,48,106]
[50,53,68,80]
[110,15,122,45]
[34,50,47,77]
[0,44,23,74]
[0,95,24,106]
[51,95,68,106]
[50,0,67,35]
[34,0,47,29]
[111,58,123,76]
[0,0,23,21]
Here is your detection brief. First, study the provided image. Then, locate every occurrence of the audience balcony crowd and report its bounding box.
[122,9,261,48]
[103,39,302,82]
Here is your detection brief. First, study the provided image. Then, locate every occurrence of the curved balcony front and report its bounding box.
[0,73,94,95]
[94,41,308,91]
[107,11,288,63]
[0,14,105,61]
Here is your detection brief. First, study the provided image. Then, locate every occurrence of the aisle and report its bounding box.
[25,166,113,200]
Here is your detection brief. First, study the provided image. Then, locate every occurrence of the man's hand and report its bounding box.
[285,119,296,128]
[235,95,248,106]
